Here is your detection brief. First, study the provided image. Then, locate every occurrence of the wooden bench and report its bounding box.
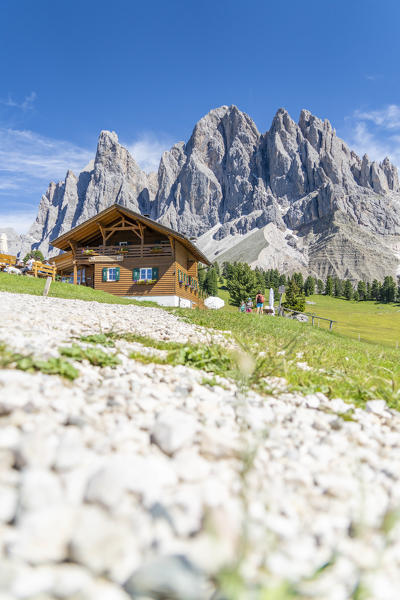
[32,262,56,280]
[0,253,16,270]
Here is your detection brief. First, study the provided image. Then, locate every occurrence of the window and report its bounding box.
[140,267,153,280]
[102,267,120,282]
[133,267,159,282]
[119,242,128,246]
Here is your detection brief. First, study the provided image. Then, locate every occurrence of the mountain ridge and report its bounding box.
[18,105,400,281]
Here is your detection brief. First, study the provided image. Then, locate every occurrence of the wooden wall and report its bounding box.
[174,241,203,306]
[53,240,204,307]
[94,255,176,297]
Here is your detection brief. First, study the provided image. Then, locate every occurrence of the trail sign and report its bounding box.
[278,285,285,294]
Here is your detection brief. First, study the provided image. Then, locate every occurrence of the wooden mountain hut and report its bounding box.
[50,204,211,308]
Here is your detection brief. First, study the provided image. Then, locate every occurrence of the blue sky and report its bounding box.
[1,0,400,232]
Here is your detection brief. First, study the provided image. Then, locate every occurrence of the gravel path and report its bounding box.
[1,292,400,599]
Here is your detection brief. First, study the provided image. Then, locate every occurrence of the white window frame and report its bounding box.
[140,267,153,281]
[107,268,118,282]
[119,241,128,246]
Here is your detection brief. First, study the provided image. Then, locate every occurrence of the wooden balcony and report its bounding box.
[76,242,172,263]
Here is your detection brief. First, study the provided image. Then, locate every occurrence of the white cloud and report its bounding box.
[354,104,400,129]
[346,105,400,169]
[0,128,93,235]
[125,133,174,173]
[0,209,38,233]
[0,128,93,182]
[0,91,37,111]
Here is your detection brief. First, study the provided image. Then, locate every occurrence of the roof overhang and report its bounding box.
[50,204,211,265]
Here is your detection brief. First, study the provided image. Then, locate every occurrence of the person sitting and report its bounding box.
[255,291,265,314]
[246,297,253,313]
[239,301,246,313]
[20,257,35,275]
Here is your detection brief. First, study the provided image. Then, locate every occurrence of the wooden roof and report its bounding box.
[50,204,211,265]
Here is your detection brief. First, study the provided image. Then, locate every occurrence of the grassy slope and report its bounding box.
[304,294,400,348]
[177,307,400,410]
[2,271,400,410]
[216,279,400,348]
[0,272,157,306]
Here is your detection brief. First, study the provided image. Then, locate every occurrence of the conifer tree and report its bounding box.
[357,280,367,301]
[334,278,343,297]
[371,280,381,301]
[283,278,306,312]
[204,268,218,296]
[198,265,207,291]
[255,270,265,294]
[293,272,304,292]
[344,280,353,300]
[317,279,324,294]
[226,263,258,306]
[325,276,334,296]
[304,276,315,296]
[381,276,396,303]
[278,274,286,285]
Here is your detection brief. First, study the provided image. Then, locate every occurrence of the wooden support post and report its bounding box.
[329,320,333,330]
[43,277,52,297]
[73,262,78,285]
[68,241,77,258]
[98,223,106,246]
[312,316,315,327]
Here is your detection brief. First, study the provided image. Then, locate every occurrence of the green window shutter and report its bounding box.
[102,267,108,282]
[115,267,120,282]
[133,268,140,281]
[152,267,159,280]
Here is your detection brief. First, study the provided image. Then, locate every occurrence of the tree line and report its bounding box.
[199,261,400,308]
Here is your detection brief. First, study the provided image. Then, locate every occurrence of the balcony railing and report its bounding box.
[77,242,172,261]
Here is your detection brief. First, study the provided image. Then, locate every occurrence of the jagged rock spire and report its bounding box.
[20,106,400,282]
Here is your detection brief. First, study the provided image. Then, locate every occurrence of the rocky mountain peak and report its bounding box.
[19,105,400,281]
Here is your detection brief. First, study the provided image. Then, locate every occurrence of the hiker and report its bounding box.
[246,297,253,313]
[239,301,246,313]
[21,257,35,275]
[255,290,264,314]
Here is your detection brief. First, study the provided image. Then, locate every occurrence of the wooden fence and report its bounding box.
[281,307,337,330]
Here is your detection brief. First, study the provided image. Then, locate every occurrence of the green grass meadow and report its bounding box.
[216,278,400,348]
[303,294,400,348]
[2,270,400,410]
[0,272,157,307]
[177,306,400,410]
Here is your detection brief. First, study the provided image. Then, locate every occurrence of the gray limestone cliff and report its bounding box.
[19,106,400,281]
